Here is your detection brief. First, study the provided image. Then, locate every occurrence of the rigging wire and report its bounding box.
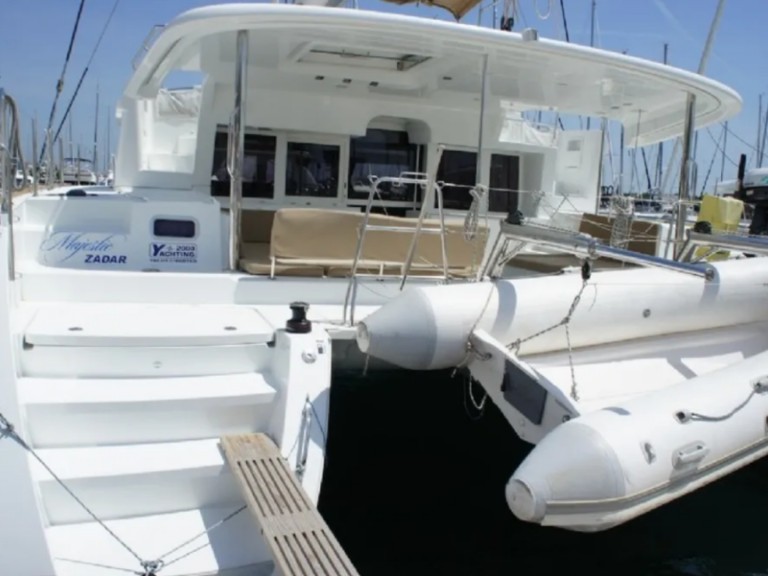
[558,0,570,43]
[52,0,121,148]
[39,0,86,163]
[699,125,726,194]
[722,123,760,156]
[705,126,739,168]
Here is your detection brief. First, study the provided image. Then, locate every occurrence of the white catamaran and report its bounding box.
[0,1,759,574]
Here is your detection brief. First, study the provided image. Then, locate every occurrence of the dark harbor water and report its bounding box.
[319,370,768,576]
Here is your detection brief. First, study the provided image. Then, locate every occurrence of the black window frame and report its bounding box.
[348,129,423,203]
[285,141,341,198]
[210,130,276,199]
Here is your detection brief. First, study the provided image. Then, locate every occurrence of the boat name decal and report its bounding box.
[39,232,128,265]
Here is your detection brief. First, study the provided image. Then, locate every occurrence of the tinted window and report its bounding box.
[437,150,477,210]
[435,151,520,212]
[348,129,422,201]
[154,218,196,238]
[489,154,520,213]
[285,142,340,197]
[211,131,276,198]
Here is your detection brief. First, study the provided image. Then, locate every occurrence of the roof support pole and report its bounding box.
[674,93,696,260]
[476,53,489,187]
[228,30,248,271]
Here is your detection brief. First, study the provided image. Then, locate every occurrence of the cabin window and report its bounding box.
[285,142,340,197]
[489,154,520,213]
[153,218,196,238]
[348,129,422,202]
[436,151,521,212]
[210,131,276,198]
[437,150,477,210]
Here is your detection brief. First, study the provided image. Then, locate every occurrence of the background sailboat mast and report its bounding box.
[585,0,596,131]
[720,120,728,181]
[655,43,668,190]
[106,106,111,174]
[93,84,99,172]
[661,0,726,198]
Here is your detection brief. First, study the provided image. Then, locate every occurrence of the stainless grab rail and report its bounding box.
[498,221,715,280]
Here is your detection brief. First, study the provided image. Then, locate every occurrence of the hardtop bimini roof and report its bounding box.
[126,3,741,147]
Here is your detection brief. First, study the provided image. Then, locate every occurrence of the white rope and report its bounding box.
[0,412,146,567]
[533,0,552,19]
[463,185,487,241]
[0,411,246,575]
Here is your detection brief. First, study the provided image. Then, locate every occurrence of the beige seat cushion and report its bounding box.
[239,241,324,277]
[270,208,488,276]
[241,210,276,244]
[238,210,322,276]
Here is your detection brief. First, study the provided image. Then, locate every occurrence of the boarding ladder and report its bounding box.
[343,146,448,325]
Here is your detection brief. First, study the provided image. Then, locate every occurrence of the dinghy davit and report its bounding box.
[357,258,768,530]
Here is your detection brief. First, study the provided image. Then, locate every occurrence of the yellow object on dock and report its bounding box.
[698,194,743,233]
[694,194,745,261]
[221,433,360,576]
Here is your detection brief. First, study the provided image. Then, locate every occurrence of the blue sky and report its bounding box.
[1,0,765,191]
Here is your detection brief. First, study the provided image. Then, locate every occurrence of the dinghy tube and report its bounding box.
[507,349,768,531]
[357,258,768,371]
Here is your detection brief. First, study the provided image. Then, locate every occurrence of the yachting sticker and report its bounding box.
[149,242,197,264]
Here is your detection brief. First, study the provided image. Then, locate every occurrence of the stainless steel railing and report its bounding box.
[487,220,715,280]
[0,88,20,280]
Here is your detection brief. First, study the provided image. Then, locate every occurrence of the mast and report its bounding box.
[39,0,86,164]
[757,94,763,168]
[661,0,725,197]
[760,102,768,167]
[618,124,625,195]
[673,0,726,259]
[93,83,99,175]
[68,114,73,167]
[586,0,596,131]
[31,117,39,196]
[720,121,728,181]
[655,43,668,190]
[106,105,111,174]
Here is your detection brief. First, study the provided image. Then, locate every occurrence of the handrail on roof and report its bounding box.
[132,24,166,70]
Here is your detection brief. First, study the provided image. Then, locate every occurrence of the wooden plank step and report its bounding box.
[221,433,360,576]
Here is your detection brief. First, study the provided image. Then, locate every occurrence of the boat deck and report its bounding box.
[221,433,359,576]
